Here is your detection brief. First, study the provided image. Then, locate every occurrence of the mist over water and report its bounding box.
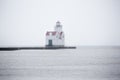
[0,47,120,80]
[0,0,120,46]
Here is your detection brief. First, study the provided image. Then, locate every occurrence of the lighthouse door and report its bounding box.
[48,40,52,46]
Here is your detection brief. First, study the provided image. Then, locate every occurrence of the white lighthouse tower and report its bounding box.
[54,21,62,32]
[46,21,64,47]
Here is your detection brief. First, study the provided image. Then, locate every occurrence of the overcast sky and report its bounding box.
[0,0,120,47]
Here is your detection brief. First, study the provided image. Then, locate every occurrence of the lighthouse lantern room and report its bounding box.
[46,21,64,47]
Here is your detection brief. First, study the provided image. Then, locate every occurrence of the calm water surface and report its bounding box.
[0,47,120,80]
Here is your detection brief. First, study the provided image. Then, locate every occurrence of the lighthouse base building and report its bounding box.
[46,21,64,47]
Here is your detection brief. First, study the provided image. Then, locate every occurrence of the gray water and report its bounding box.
[0,47,120,80]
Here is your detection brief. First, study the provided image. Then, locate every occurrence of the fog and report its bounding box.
[0,0,120,47]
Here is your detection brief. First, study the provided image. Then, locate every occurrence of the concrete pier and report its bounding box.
[0,46,76,51]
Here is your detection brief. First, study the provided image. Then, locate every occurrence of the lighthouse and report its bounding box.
[46,21,64,47]
[0,21,76,50]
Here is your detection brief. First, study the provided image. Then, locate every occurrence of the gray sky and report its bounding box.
[0,0,120,47]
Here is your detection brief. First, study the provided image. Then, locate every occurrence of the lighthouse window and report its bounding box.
[56,35,58,38]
